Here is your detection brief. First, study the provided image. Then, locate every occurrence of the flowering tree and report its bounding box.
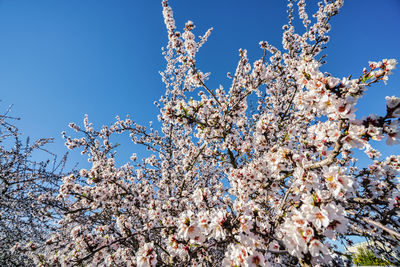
[0,107,66,266]
[31,0,399,266]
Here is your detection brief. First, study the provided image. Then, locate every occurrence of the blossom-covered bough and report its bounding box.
[0,106,67,266]
[29,0,399,266]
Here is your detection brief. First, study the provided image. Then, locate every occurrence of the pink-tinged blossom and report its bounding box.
[246,251,269,267]
[136,243,157,267]
[385,120,400,145]
[210,210,227,240]
[309,240,328,257]
[306,206,330,230]
[386,95,400,110]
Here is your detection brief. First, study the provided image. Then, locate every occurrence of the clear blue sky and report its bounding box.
[0,0,399,166]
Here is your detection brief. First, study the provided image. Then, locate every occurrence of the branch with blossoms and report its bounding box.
[27,0,400,266]
[0,106,68,266]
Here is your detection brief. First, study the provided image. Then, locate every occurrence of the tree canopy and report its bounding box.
[5,0,400,266]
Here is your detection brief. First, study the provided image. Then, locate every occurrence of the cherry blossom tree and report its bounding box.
[0,106,67,266]
[29,0,399,266]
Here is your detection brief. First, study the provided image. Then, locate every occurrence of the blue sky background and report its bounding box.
[0,0,399,168]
